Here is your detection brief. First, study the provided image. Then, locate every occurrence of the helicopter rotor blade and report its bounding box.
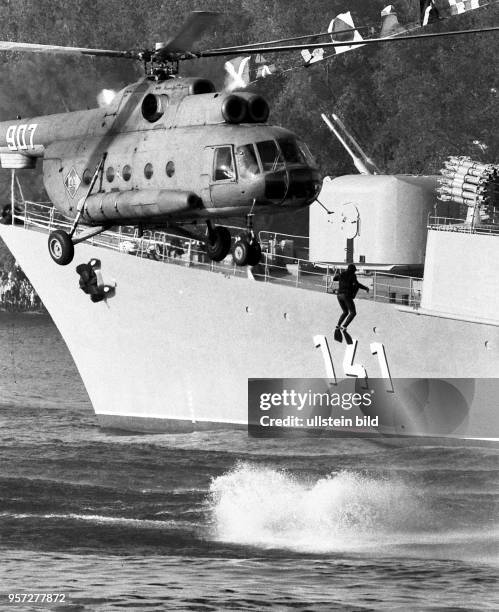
[194,25,499,59]
[0,11,221,64]
[0,40,139,59]
[156,11,220,56]
[202,25,370,54]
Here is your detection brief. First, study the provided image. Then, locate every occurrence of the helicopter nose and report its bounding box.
[264,168,321,205]
[264,170,287,201]
[287,168,322,202]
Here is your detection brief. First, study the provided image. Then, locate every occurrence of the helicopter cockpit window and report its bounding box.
[213,146,236,181]
[277,139,306,164]
[236,144,260,179]
[256,140,285,172]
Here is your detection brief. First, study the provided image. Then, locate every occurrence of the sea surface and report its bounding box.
[0,313,497,611]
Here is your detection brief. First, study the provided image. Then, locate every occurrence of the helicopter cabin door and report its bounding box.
[200,145,241,210]
[200,146,215,206]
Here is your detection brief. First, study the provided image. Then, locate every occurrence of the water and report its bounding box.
[0,313,497,611]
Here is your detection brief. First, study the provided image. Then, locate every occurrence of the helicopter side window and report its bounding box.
[256,140,285,172]
[236,144,260,179]
[82,169,92,185]
[106,166,115,182]
[213,146,236,181]
[122,165,132,181]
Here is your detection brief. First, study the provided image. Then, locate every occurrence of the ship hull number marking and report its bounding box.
[6,123,38,151]
[314,334,393,391]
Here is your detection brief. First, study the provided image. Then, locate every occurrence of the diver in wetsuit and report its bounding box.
[334,264,369,342]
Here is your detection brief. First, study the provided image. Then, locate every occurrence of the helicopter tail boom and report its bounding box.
[0,108,109,160]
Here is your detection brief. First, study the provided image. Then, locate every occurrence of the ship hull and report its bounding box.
[1,223,498,440]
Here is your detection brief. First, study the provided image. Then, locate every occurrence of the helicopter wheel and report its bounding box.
[247,241,262,266]
[233,239,250,266]
[234,239,262,267]
[48,230,75,266]
[206,226,231,262]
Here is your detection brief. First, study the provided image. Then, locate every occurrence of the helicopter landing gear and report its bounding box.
[233,237,262,266]
[47,155,109,266]
[248,241,262,266]
[233,208,262,267]
[48,230,75,266]
[48,225,108,266]
[205,222,232,262]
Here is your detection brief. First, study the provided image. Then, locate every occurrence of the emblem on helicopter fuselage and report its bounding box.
[64,167,81,199]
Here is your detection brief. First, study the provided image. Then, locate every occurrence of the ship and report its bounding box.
[0,157,498,442]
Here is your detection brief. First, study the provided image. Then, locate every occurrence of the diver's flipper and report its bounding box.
[342,329,353,345]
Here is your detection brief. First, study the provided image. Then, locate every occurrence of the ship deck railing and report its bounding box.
[428,215,499,235]
[11,201,422,308]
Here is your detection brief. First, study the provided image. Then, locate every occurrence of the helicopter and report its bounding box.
[0,10,496,267]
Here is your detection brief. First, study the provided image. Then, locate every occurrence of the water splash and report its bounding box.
[208,462,425,552]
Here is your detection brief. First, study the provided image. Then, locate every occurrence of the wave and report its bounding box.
[0,511,179,529]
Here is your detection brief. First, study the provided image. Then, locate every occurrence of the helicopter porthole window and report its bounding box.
[166,161,175,177]
[122,165,132,181]
[82,169,92,185]
[106,167,115,183]
[144,163,154,179]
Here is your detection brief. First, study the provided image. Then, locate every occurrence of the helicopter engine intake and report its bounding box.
[221,93,269,124]
[141,93,168,122]
[221,94,248,124]
[236,93,270,123]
